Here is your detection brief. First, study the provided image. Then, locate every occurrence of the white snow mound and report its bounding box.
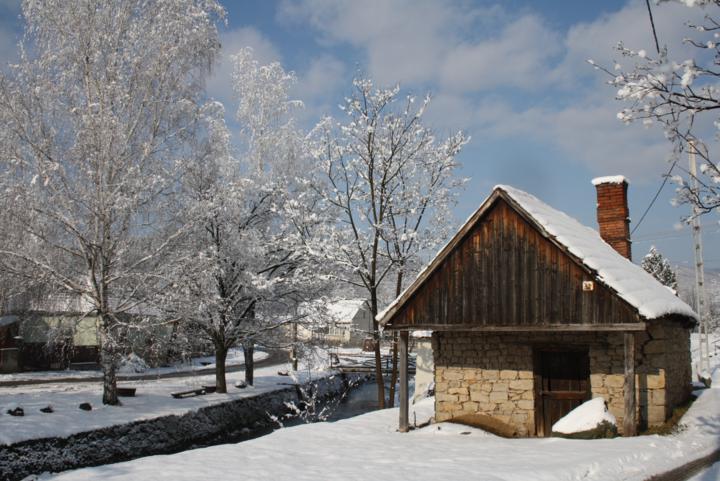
[552,397,616,434]
[118,353,149,374]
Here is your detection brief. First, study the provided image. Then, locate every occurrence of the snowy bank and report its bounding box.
[0,371,362,481]
[39,378,720,481]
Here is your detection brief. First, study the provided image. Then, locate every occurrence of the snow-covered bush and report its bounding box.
[117,353,149,374]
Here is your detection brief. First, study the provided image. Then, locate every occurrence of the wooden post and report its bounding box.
[623,332,636,436]
[399,330,409,433]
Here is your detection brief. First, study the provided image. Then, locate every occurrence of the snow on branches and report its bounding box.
[163,48,329,393]
[308,77,467,407]
[594,0,720,218]
[0,0,225,405]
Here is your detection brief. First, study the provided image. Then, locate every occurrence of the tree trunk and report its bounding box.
[215,343,228,393]
[99,316,119,406]
[244,339,255,386]
[101,345,119,405]
[387,331,399,407]
[291,320,298,371]
[371,288,386,409]
[387,270,404,408]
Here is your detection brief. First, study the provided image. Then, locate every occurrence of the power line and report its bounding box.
[631,160,677,236]
[645,0,661,54]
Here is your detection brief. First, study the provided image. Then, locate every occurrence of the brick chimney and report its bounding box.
[592,176,632,260]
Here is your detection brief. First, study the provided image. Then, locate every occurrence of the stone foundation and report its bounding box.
[433,321,691,436]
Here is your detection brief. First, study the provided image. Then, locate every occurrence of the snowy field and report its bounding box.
[34,361,720,481]
[0,347,269,383]
[0,363,328,445]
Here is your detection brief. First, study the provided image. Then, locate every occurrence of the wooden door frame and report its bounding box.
[533,346,591,437]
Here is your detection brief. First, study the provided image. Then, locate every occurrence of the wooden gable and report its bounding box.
[384,194,643,331]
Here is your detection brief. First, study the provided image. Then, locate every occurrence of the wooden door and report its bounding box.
[535,349,590,436]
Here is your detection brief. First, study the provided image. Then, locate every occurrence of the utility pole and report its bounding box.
[688,141,710,377]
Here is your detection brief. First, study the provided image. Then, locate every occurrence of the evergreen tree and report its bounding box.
[641,246,678,292]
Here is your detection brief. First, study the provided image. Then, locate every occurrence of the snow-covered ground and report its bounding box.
[0,347,268,383]
[34,357,720,481]
[0,363,327,445]
[688,461,720,481]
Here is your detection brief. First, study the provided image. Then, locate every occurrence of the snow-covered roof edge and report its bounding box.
[378,184,697,326]
[592,175,629,186]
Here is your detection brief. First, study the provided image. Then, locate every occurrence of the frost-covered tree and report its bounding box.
[595,0,720,218]
[165,49,326,393]
[0,0,224,405]
[641,246,678,291]
[310,78,467,408]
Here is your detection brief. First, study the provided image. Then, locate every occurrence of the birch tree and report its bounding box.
[310,78,467,408]
[0,0,224,405]
[167,49,326,393]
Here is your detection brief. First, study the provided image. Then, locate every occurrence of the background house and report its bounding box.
[295,298,372,347]
[380,178,696,437]
[0,291,170,372]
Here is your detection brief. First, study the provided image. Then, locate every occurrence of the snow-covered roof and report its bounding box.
[499,185,695,320]
[378,185,697,325]
[326,299,368,324]
[592,175,629,185]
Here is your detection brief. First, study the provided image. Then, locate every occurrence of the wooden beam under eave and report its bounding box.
[399,331,409,433]
[623,331,637,436]
[385,323,647,333]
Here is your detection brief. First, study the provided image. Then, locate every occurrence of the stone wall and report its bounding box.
[433,322,692,436]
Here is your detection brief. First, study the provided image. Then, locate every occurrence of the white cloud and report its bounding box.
[440,15,562,92]
[206,27,282,112]
[292,54,346,123]
[280,0,714,184]
[278,0,499,87]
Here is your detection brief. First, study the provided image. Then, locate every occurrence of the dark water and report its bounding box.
[324,379,416,422]
[325,381,383,421]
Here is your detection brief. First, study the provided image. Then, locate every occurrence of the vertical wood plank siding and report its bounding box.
[390,199,638,329]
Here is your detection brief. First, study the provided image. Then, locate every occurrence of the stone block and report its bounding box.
[444,371,463,381]
[518,400,534,411]
[511,412,528,424]
[650,389,666,406]
[645,373,666,389]
[470,392,490,403]
[489,391,508,402]
[647,405,667,424]
[605,375,624,388]
[492,382,509,392]
[436,393,458,403]
[518,370,534,379]
[500,370,518,380]
[509,379,533,391]
[590,374,605,387]
[482,370,499,380]
[448,387,468,396]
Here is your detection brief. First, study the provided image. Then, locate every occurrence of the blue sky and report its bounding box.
[1,0,718,270]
